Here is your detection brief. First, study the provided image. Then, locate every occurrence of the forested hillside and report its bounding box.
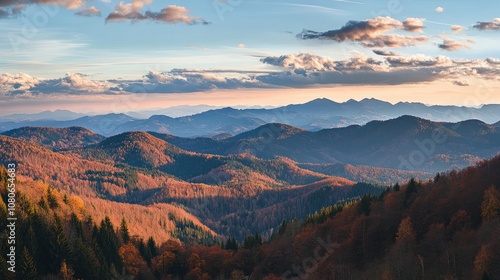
[0,134,370,241]
[3,154,499,279]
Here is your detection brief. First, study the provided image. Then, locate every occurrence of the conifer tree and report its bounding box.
[120,217,130,244]
[147,236,158,257]
[19,247,38,280]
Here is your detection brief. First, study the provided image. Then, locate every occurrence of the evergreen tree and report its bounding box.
[70,213,85,241]
[72,237,100,280]
[138,239,152,266]
[147,236,158,257]
[404,178,419,207]
[225,237,238,251]
[19,247,38,280]
[393,183,400,192]
[96,216,122,271]
[48,214,72,273]
[120,217,130,243]
[47,187,59,209]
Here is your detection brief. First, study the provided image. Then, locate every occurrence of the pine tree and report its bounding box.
[97,216,122,271]
[225,237,238,251]
[147,236,158,257]
[69,213,85,241]
[47,187,59,209]
[404,178,419,207]
[72,237,100,280]
[48,214,72,273]
[19,247,38,280]
[120,217,130,244]
[138,239,152,266]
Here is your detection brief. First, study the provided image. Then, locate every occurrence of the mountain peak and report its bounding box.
[1,126,104,150]
[305,98,338,105]
[359,98,392,106]
[230,123,305,141]
[96,131,182,168]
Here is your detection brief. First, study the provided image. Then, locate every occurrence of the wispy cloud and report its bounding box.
[75,6,101,17]
[248,2,347,15]
[332,0,365,5]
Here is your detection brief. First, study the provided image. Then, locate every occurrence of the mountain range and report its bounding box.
[149,116,500,173]
[2,98,500,137]
[1,109,500,279]
[3,115,499,175]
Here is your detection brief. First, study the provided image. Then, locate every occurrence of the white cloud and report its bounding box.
[106,2,208,24]
[435,6,444,12]
[75,6,101,17]
[438,37,471,51]
[451,25,464,32]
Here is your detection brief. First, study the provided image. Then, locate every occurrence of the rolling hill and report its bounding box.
[1,126,105,151]
[0,133,368,240]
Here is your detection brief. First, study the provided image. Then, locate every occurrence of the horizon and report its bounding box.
[2,96,500,118]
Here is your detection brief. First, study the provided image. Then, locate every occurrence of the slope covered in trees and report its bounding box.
[158,116,500,173]
[3,154,498,279]
[0,134,366,240]
[1,126,105,151]
[244,155,500,279]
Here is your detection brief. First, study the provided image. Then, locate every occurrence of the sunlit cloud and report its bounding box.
[75,6,101,17]
[298,16,429,48]
[106,2,208,24]
[438,37,471,51]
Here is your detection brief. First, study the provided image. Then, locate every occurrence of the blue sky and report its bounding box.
[0,0,499,113]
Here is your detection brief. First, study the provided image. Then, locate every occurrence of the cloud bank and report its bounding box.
[2,53,500,97]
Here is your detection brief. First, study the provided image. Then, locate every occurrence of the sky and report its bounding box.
[0,0,499,114]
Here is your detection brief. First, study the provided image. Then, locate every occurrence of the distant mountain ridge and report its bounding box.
[1,98,500,137]
[3,115,500,174]
[0,109,86,121]
[154,115,500,173]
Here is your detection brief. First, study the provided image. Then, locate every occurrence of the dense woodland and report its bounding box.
[2,153,500,279]
[0,133,381,240]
